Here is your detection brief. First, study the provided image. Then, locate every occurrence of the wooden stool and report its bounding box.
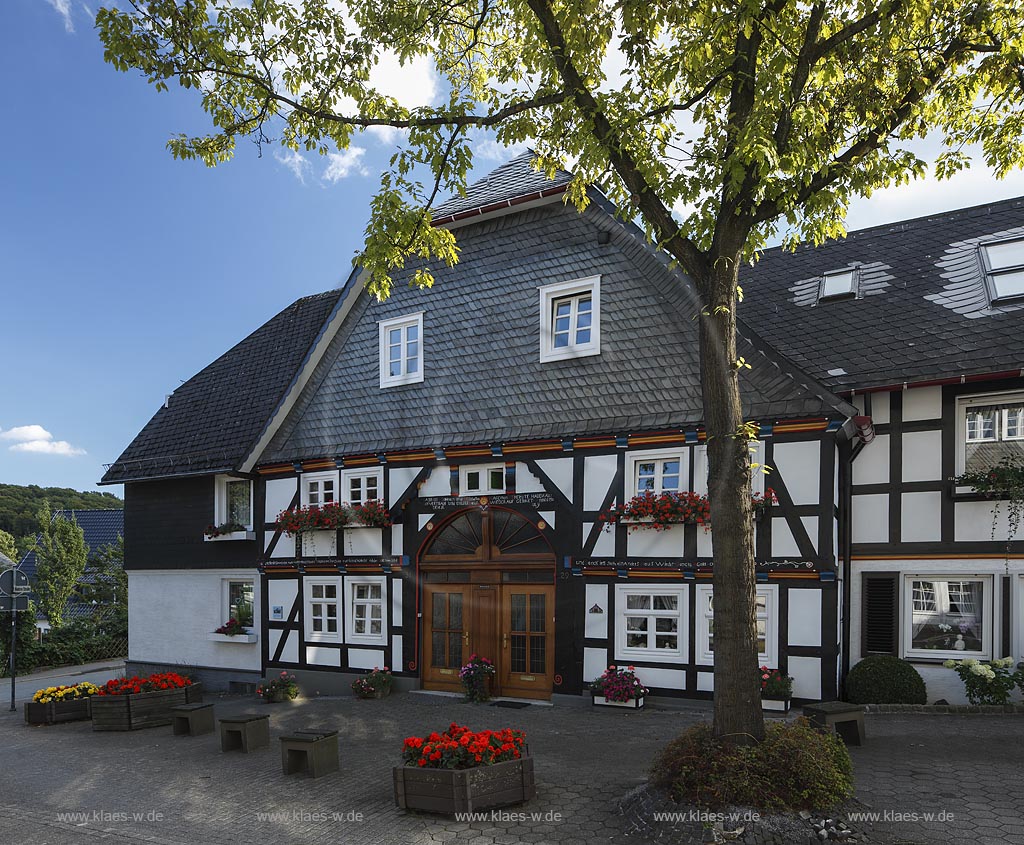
[280,729,339,778]
[219,715,270,752]
[172,703,215,736]
[802,701,866,746]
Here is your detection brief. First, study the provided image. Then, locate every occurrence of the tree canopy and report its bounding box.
[33,501,89,629]
[98,0,1024,743]
[0,484,123,546]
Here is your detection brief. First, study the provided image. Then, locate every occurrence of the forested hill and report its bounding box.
[0,484,124,539]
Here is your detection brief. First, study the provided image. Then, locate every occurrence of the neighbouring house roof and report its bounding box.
[19,509,124,582]
[101,291,344,483]
[0,551,16,569]
[262,188,856,462]
[740,196,1024,392]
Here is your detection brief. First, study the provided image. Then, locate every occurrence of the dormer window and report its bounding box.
[956,391,1024,475]
[818,268,858,301]
[539,276,601,362]
[980,239,1024,303]
[379,313,424,388]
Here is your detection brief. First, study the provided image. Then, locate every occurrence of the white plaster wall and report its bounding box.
[418,514,433,530]
[585,584,608,639]
[583,647,607,683]
[772,516,817,558]
[348,648,386,670]
[302,530,337,557]
[627,524,685,557]
[901,492,943,543]
[538,510,555,530]
[955,500,1013,542]
[852,435,889,485]
[788,655,821,699]
[306,646,342,667]
[788,589,822,647]
[391,578,402,623]
[267,579,298,621]
[514,462,546,494]
[129,570,261,670]
[697,526,713,557]
[535,458,574,503]
[902,386,943,421]
[268,629,299,664]
[265,478,297,521]
[419,466,450,497]
[388,466,419,506]
[268,532,295,559]
[586,522,615,557]
[869,392,890,425]
[851,494,888,543]
[697,671,714,692]
[391,525,403,556]
[584,454,618,511]
[772,441,819,505]
[342,528,383,556]
[902,430,943,482]
[633,666,686,690]
[392,635,403,669]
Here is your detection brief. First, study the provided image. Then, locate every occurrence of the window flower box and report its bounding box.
[592,694,645,709]
[759,666,793,713]
[761,697,791,713]
[207,632,258,644]
[204,530,255,542]
[90,674,201,731]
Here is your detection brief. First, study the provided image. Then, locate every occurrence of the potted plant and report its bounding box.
[760,666,794,711]
[459,654,496,703]
[204,522,249,540]
[751,487,778,521]
[208,617,258,643]
[589,665,650,709]
[600,491,710,532]
[25,681,100,725]
[348,499,393,528]
[258,671,300,703]
[352,666,394,699]
[90,672,200,731]
[393,722,534,813]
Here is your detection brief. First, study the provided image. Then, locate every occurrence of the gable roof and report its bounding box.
[102,291,344,484]
[262,195,855,463]
[19,509,124,581]
[0,551,15,569]
[740,196,1024,392]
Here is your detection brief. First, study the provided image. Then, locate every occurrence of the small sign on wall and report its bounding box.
[271,605,284,620]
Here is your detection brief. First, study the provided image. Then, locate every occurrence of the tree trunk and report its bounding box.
[699,249,765,745]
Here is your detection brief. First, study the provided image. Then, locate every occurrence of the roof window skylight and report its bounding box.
[981,239,1024,303]
[818,269,857,301]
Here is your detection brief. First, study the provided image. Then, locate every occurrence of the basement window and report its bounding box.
[980,239,1024,303]
[818,269,858,301]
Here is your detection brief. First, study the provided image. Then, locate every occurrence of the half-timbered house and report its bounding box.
[103,153,1023,704]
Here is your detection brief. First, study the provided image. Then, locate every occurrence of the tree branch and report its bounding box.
[772,3,825,156]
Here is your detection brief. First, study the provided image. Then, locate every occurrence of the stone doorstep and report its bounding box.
[863,703,1024,714]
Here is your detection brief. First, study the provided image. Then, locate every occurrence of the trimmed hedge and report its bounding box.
[845,655,927,705]
[650,720,853,813]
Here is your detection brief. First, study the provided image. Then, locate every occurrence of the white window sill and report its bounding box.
[904,649,990,662]
[206,632,258,644]
[204,530,255,542]
[540,345,600,364]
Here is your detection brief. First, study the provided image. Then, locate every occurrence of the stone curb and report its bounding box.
[863,703,1024,714]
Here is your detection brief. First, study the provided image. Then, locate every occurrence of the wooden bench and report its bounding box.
[172,703,215,736]
[802,701,865,746]
[219,715,270,752]
[280,729,339,778]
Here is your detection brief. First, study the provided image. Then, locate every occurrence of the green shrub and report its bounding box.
[844,655,926,704]
[650,720,853,813]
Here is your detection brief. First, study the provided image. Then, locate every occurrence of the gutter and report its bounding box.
[430,184,569,228]
[846,369,1024,396]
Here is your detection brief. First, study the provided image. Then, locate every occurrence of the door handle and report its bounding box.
[463,631,470,647]
[502,633,508,649]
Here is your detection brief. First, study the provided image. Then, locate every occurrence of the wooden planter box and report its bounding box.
[762,697,791,712]
[592,694,645,709]
[24,698,93,725]
[91,683,202,731]
[394,756,535,814]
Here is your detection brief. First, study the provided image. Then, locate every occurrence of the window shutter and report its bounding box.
[861,573,899,656]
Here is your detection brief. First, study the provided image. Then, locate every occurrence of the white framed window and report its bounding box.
[626,449,687,498]
[459,463,505,495]
[695,584,778,667]
[379,313,424,388]
[818,268,858,301]
[539,276,601,362]
[345,576,387,645]
[214,475,252,529]
[222,579,255,628]
[614,584,687,663]
[302,471,338,508]
[902,575,991,660]
[342,467,383,505]
[693,441,765,497]
[980,238,1024,302]
[955,391,1024,476]
[304,578,342,642]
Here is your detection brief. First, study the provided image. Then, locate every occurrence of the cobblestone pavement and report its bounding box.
[0,693,1020,845]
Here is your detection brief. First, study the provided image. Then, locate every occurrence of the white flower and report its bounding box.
[962,659,978,666]
[943,660,956,668]
[969,663,988,676]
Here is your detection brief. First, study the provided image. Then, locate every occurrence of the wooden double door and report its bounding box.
[423,579,555,700]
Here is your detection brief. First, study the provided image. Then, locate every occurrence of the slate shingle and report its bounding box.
[432,151,573,219]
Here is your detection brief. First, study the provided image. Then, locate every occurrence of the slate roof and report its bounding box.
[102,291,343,483]
[740,196,1024,392]
[0,551,16,569]
[432,151,574,220]
[19,509,124,581]
[263,197,855,462]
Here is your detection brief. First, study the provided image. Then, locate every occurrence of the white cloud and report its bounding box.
[0,425,53,443]
[10,440,87,457]
[45,0,75,33]
[1,424,86,456]
[322,147,368,182]
[369,53,438,111]
[475,139,530,163]
[274,149,312,184]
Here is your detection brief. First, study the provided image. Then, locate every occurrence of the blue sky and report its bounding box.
[3,0,1024,496]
